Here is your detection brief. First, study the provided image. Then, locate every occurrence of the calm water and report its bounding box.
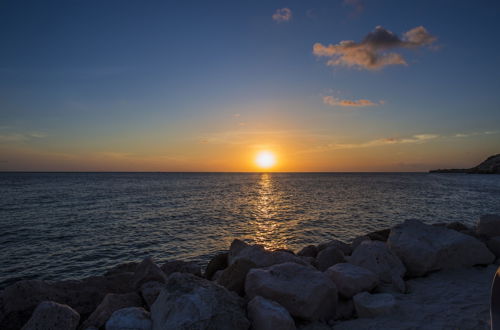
[1,172,500,288]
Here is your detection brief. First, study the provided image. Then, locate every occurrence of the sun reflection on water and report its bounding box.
[249,173,288,251]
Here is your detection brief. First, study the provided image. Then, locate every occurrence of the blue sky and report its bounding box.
[1,0,499,171]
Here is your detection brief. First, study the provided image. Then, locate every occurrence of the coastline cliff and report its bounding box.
[430,154,500,174]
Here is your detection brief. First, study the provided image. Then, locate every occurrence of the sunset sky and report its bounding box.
[1,0,499,171]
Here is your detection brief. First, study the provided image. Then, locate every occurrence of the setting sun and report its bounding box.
[255,151,277,169]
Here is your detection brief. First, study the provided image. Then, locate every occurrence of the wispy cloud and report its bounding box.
[313,26,437,70]
[454,130,499,138]
[333,134,439,149]
[323,96,382,108]
[272,8,292,23]
[0,132,47,143]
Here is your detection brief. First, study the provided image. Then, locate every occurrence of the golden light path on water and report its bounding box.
[248,173,291,251]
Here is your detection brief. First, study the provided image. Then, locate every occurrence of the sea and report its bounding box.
[1,172,500,288]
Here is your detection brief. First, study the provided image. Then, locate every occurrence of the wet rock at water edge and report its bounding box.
[21,301,80,330]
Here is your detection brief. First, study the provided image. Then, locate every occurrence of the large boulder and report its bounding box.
[348,241,406,293]
[325,263,379,298]
[106,307,152,330]
[161,260,201,277]
[388,219,495,277]
[352,292,396,318]
[317,239,352,256]
[0,275,134,330]
[217,258,257,296]
[228,240,307,268]
[133,257,167,290]
[297,245,318,258]
[335,298,355,320]
[316,246,345,271]
[477,214,500,237]
[487,237,500,258]
[80,292,142,329]
[247,296,296,330]
[140,281,165,308]
[245,262,338,321]
[21,301,80,330]
[150,272,249,330]
[204,252,228,280]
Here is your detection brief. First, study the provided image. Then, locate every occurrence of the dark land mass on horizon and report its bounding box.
[430,154,500,174]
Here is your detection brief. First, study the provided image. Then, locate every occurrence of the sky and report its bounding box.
[1,0,499,172]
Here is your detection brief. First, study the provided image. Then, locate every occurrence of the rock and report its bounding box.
[212,270,224,281]
[325,263,378,298]
[351,236,371,251]
[335,298,355,320]
[217,258,257,296]
[80,292,142,329]
[348,241,406,293]
[316,246,345,271]
[140,281,164,308]
[297,245,318,258]
[106,307,152,330]
[204,252,228,280]
[366,229,391,242]
[477,214,500,237]
[228,240,308,268]
[104,262,138,276]
[133,257,167,290]
[150,272,249,330]
[487,237,500,258]
[0,275,134,330]
[388,219,495,277]
[317,239,352,256]
[21,301,80,330]
[161,260,201,277]
[247,296,296,330]
[352,292,396,318]
[245,262,338,321]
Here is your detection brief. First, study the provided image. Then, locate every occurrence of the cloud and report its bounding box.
[323,96,382,107]
[0,132,47,143]
[343,0,364,16]
[313,26,437,70]
[272,8,292,22]
[334,134,439,149]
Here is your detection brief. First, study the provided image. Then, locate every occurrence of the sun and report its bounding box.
[255,151,277,169]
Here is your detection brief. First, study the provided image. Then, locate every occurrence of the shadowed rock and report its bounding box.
[325,263,378,299]
[348,241,406,293]
[133,257,167,290]
[21,301,80,330]
[316,246,345,271]
[477,214,500,237]
[297,245,318,258]
[106,307,152,330]
[317,239,352,255]
[104,262,138,276]
[205,252,228,280]
[150,272,249,330]
[487,237,500,258]
[247,296,296,330]
[353,292,396,318]
[388,219,494,277]
[80,292,142,329]
[217,258,257,296]
[245,262,338,321]
[160,260,201,277]
[140,281,164,309]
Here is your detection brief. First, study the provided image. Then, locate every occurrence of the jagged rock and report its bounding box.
[316,246,345,271]
[477,214,500,237]
[353,292,396,318]
[217,258,257,296]
[21,301,79,330]
[150,272,249,330]
[140,281,164,309]
[317,239,352,256]
[325,263,378,298]
[228,240,307,268]
[297,245,318,258]
[161,260,201,277]
[245,262,338,321]
[104,262,138,276]
[105,307,152,330]
[388,219,495,277]
[335,298,355,320]
[348,241,406,293]
[0,275,134,330]
[133,257,167,290]
[80,292,142,329]
[487,237,500,258]
[247,296,296,330]
[204,252,228,280]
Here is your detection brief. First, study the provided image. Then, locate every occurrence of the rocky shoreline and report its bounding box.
[2,215,500,330]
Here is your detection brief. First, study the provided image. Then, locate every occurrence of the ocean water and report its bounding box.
[1,172,500,288]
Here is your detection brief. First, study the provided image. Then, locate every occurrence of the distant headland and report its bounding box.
[430,154,500,174]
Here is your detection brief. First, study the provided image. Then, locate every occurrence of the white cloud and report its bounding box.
[272,8,292,22]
